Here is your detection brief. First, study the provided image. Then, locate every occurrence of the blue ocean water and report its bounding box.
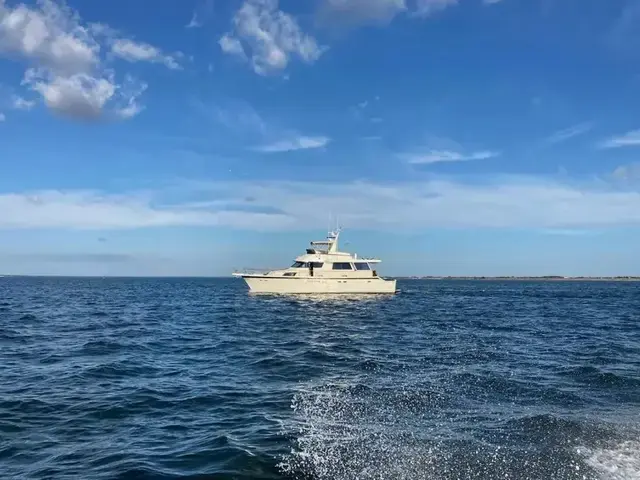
[0,277,639,480]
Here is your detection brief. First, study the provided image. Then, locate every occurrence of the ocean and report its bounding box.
[0,276,638,480]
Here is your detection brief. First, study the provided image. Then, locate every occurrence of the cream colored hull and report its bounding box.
[238,275,397,294]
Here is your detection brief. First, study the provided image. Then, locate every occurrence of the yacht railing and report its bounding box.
[233,268,275,276]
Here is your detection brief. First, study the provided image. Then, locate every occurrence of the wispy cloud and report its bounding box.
[186,0,215,28]
[198,98,330,154]
[89,23,183,70]
[316,0,459,28]
[0,112,5,122]
[11,95,36,111]
[545,122,593,145]
[317,0,408,27]
[254,135,331,153]
[598,129,640,149]
[611,162,640,181]
[110,39,182,70]
[317,0,459,26]
[4,175,640,231]
[186,13,202,29]
[538,228,601,236]
[607,1,640,60]
[9,253,135,263]
[204,99,269,136]
[401,149,499,165]
[350,96,383,124]
[413,0,458,17]
[0,189,292,230]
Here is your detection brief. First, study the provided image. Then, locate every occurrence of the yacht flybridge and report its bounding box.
[232,229,397,294]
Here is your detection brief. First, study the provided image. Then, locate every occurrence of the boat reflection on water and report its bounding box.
[247,291,398,303]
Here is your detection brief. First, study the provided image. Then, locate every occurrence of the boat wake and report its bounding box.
[278,376,640,480]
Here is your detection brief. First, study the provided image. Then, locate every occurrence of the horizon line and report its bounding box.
[1,274,639,280]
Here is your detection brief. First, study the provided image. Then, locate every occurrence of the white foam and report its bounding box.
[578,441,640,480]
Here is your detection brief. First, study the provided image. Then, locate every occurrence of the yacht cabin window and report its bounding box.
[332,262,353,270]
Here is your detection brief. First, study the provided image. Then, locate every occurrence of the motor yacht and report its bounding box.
[232,228,397,294]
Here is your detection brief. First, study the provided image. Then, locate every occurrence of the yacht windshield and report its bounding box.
[291,261,324,268]
[354,262,371,270]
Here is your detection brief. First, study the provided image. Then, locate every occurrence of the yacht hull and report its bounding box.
[237,275,397,294]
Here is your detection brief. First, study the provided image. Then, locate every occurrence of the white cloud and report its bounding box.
[545,122,593,144]
[0,0,170,120]
[218,0,465,74]
[483,0,504,4]
[598,129,640,149]
[24,68,114,119]
[0,112,5,122]
[220,0,324,75]
[401,149,499,164]
[3,175,640,231]
[255,135,331,152]
[413,0,458,17]
[12,94,36,110]
[0,0,99,75]
[21,68,146,120]
[111,38,181,70]
[219,33,246,58]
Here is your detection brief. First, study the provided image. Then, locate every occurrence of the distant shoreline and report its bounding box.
[395,276,640,282]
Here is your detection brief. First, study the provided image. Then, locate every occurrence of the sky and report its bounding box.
[1,0,640,277]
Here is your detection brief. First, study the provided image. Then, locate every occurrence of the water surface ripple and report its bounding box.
[0,277,639,479]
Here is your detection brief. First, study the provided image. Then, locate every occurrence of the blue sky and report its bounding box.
[1,0,640,276]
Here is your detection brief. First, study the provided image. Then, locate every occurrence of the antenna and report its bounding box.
[326,213,343,242]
